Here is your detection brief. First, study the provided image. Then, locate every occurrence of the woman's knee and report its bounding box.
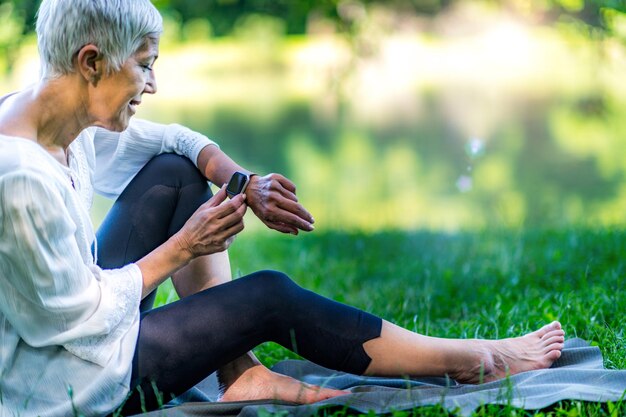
[128,153,212,236]
[245,270,301,300]
[141,153,205,187]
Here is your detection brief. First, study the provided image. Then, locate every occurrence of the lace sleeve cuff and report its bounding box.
[164,124,219,166]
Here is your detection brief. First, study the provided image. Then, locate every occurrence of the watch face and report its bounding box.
[226,172,249,196]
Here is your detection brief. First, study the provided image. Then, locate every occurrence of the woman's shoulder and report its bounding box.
[0,136,68,187]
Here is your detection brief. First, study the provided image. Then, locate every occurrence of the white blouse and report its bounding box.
[0,119,216,416]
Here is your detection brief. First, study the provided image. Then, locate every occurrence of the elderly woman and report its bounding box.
[0,0,566,416]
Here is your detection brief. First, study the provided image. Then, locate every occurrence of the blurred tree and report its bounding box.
[154,0,626,38]
[0,0,625,37]
[0,0,626,71]
[0,2,26,74]
[498,0,626,38]
[0,0,36,31]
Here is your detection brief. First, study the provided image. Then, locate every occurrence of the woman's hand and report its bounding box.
[246,174,314,235]
[138,185,247,297]
[174,185,247,258]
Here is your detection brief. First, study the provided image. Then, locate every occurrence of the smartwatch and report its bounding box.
[226,171,250,198]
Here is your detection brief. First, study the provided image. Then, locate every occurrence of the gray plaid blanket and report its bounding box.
[134,338,626,416]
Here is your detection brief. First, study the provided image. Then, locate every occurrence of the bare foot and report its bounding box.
[452,321,565,384]
[218,364,349,403]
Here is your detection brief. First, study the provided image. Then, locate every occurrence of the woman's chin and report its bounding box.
[93,118,131,132]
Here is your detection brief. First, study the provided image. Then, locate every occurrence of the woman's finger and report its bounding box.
[271,177,298,202]
[213,193,246,219]
[275,197,314,225]
[203,184,228,208]
[273,173,297,194]
[263,220,299,235]
[216,199,248,229]
[213,216,246,244]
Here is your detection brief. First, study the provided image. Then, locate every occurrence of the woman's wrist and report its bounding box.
[198,145,256,187]
[170,231,196,264]
[137,234,195,298]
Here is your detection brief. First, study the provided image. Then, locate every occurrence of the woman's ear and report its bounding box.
[76,44,103,86]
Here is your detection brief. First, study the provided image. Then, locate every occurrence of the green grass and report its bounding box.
[155,228,626,416]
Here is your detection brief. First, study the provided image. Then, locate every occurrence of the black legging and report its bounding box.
[96,154,382,413]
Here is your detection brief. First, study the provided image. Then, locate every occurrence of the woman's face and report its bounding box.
[90,36,159,132]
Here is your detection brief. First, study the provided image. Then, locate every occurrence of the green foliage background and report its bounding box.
[1,0,626,39]
[3,0,626,32]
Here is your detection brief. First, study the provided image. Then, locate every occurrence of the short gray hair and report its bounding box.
[36,0,163,79]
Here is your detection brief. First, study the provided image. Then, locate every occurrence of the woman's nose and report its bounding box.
[144,70,157,95]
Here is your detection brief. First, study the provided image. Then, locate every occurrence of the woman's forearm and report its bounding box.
[136,234,193,298]
[196,144,253,186]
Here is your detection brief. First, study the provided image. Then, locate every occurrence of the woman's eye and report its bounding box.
[141,65,153,72]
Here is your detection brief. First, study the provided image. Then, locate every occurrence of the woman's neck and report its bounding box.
[35,77,91,151]
[0,76,91,164]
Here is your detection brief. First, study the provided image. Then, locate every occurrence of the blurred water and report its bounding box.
[135,90,625,231]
